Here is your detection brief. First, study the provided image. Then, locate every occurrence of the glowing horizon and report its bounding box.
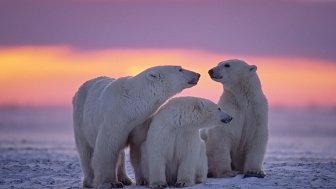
[1,46,336,108]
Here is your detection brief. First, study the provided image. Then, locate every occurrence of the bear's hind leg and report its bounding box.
[75,133,94,187]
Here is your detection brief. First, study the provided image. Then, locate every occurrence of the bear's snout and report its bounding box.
[208,68,223,80]
[194,73,201,80]
[221,116,233,124]
[188,73,201,85]
[208,69,214,77]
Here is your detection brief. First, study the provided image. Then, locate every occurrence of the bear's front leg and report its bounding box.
[243,157,266,178]
[243,137,267,178]
[92,149,123,188]
[207,146,237,178]
[148,167,167,188]
[176,158,196,188]
[148,155,167,189]
[92,128,127,188]
[195,144,207,184]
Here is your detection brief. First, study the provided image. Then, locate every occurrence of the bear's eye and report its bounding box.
[224,64,230,68]
[218,107,221,111]
[179,68,183,72]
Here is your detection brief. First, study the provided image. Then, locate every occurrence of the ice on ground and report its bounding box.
[0,107,336,188]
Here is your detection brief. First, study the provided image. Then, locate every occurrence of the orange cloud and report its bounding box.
[1,46,336,108]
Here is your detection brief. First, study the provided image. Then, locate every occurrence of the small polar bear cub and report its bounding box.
[73,66,200,188]
[140,96,232,188]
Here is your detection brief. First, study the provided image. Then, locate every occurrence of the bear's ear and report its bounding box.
[146,71,160,81]
[249,65,257,72]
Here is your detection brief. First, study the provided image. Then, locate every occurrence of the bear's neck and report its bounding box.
[221,75,265,108]
[127,76,170,111]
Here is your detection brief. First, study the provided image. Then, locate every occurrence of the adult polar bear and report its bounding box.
[73,66,200,188]
[205,59,268,178]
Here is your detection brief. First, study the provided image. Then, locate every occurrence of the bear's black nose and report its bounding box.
[208,69,214,76]
[221,116,233,124]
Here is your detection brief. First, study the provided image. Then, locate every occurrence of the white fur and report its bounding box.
[72,66,200,188]
[139,97,232,188]
[205,59,268,178]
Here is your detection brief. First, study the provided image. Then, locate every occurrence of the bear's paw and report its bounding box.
[97,182,124,189]
[149,182,168,189]
[118,176,133,186]
[136,177,148,186]
[243,170,266,178]
[175,180,193,188]
[82,178,93,188]
[220,170,238,178]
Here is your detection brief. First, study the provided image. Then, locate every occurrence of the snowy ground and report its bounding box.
[0,107,336,189]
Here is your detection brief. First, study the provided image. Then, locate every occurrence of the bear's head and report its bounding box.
[142,65,201,96]
[208,59,257,88]
[164,97,232,130]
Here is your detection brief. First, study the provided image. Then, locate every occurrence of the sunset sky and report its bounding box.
[1,0,336,108]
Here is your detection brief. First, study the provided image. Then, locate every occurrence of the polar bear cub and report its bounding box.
[205,59,268,178]
[73,66,200,188]
[140,96,232,188]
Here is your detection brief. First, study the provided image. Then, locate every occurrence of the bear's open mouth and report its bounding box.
[210,75,223,80]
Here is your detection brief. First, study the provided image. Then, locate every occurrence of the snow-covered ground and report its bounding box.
[0,107,336,188]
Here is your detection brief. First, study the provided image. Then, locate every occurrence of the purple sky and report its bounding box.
[1,0,336,61]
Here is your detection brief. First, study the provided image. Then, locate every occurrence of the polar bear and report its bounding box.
[204,59,268,178]
[139,97,232,188]
[72,66,200,188]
